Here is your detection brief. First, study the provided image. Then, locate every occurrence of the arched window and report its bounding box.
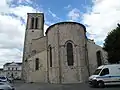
[31,17,34,29]
[35,18,38,29]
[96,51,102,66]
[67,42,74,66]
[49,46,52,67]
[35,58,39,70]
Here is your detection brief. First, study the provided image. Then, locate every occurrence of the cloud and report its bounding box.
[64,4,72,9]
[9,5,39,21]
[0,0,49,68]
[68,8,80,21]
[82,0,120,45]
[17,0,32,4]
[0,48,22,67]
[47,8,61,21]
[48,9,57,18]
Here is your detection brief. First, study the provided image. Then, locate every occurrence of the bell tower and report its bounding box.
[26,13,44,35]
[22,13,44,81]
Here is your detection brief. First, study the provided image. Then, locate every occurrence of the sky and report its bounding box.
[0,0,120,67]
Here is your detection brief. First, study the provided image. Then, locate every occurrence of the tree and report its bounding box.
[103,24,120,63]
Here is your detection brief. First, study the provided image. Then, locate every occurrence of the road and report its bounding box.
[13,81,120,90]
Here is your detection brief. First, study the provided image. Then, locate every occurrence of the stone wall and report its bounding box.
[31,36,47,55]
[87,39,108,75]
[46,22,89,83]
[47,25,60,83]
[27,50,47,83]
[22,13,44,81]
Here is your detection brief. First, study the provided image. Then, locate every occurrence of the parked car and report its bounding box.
[0,76,8,82]
[0,82,15,90]
[89,64,120,88]
[7,77,14,83]
[0,76,14,83]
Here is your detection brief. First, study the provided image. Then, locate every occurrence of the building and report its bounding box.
[22,13,108,83]
[0,68,4,76]
[3,62,22,79]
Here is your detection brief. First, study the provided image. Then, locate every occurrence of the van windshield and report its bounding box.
[93,69,102,75]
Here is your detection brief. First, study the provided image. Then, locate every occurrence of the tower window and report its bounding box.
[31,17,34,29]
[35,58,39,70]
[35,18,38,29]
[67,43,74,66]
[49,46,52,67]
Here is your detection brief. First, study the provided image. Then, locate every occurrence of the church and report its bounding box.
[22,13,108,83]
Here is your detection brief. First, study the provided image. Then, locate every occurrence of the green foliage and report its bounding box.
[103,25,120,63]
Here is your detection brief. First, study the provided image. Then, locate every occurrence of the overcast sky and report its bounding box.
[0,0,120,67]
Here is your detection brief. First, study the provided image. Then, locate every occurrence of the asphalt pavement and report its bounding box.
[13,81,120,90]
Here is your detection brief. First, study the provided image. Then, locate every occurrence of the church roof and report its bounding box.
[45,22,86,35]
[27,13,44,15]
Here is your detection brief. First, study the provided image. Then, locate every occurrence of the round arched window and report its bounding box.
[66,43,74,66]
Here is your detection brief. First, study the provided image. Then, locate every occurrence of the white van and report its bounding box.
[89,64,120,88]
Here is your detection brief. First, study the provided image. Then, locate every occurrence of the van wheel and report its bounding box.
[97,81,105,88]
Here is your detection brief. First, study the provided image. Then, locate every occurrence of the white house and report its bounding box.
[3,62,22,79]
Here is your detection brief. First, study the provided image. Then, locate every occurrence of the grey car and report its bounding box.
[0,82,15,90]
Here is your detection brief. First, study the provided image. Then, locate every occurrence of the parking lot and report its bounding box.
[13,81,120,90]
